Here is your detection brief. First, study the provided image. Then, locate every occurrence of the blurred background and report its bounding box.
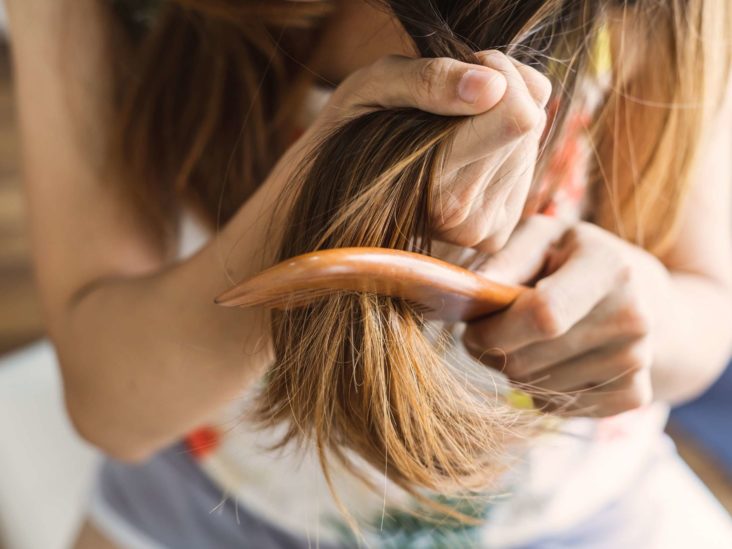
[0,2,729,548]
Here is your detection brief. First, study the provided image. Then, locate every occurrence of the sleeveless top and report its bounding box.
[174,29,671,548]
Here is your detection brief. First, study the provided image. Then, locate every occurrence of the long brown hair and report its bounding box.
[110,0,731,520]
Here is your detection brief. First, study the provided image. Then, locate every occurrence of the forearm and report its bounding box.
[651,272,732,405]
[56,173,290,461]
[59,271,258,461]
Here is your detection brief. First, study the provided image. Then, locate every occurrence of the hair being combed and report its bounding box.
[264,111,527,501]
[258,2,595,505]
[110,0,732,520]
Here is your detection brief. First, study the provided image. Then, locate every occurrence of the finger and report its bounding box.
[477,51,545,127]
[463,292,536,356]
[495,293,649,378]
[335,55,508,116]
[503,56,552,108]
[447,51,547,170]
[526,236,629,338]
[475,215,568,285]
[465,230,627,353]
[518,340,651,393]
[544,371,654,418]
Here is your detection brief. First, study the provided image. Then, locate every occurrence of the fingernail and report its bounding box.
[458,69,501,104]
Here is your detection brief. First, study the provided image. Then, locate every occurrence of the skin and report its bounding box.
[4,0,732,547]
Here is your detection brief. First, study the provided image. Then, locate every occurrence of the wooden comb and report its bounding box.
[215,247,524,321]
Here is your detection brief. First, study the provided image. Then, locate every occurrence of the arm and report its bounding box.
[651,90,732,402]
[6,0,288,460]
[8,0,521,459]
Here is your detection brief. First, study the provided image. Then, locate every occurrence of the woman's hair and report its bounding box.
[110,0,731,519]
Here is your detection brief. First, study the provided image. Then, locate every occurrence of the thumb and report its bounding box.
[476,215,568,285]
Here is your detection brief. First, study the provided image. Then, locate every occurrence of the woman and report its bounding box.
[6,0,732,547]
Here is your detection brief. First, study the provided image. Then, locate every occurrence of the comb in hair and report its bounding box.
[215,247,524,322]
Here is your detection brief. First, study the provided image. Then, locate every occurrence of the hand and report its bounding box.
[462,216,674,417]
[426,51,551,253]
[291,51,550,254]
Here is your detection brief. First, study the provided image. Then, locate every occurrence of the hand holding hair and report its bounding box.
[315,49,550,253]
[219,50,548,322]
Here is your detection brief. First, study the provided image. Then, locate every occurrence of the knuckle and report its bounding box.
[416,57,454,103]
[535,72,553,104]
[619,343,651,374]
[504,102,543,136]
[515,60,553,106]
[527,290,567,339]
[462,326,485,352]
[476,49,510,69]
[439,217,492,249]
[463,325,495,357]
[456,228,489,249]
[536,106,548,127]
[615,302,651,338]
